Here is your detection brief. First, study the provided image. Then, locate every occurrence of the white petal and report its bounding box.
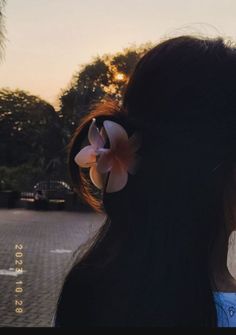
[96,150,113,173]
[74,146,96,168]
[103,120,128,150]
[88,118,105,149]
[89,166,104,189]
[127,153,141,175]
[105,160,128,193]
[99,126,108,144]
[128,132,141,152]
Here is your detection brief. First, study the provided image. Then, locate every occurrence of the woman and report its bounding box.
[53,35,236,327]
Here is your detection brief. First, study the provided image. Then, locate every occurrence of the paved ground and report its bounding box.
[0,209,105,327]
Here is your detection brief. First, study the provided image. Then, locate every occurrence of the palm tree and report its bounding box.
[0,0,6,60]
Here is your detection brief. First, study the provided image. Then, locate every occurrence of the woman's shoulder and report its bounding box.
[213,292,236,327]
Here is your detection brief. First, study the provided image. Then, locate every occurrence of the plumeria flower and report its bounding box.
[74,118,141,193]
[74,118,107,190]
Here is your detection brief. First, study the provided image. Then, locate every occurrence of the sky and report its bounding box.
[1,0,236,109]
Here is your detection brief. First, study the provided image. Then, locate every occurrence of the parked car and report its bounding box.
[33,189,49,210]
[33,180,72,200]
[32,180,73,210]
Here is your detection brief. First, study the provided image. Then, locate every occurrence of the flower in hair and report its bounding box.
[74,118,141,193]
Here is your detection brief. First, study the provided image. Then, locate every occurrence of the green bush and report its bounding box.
[0,164,44,192]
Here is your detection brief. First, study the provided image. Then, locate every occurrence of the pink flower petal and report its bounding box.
[99,126,108,144]
[128,132,141,152]
[96,150,113,173]
[127,153,141,175]
[88,118,105,149]
[74,145,96,168]
[105,159,128,193]
[103,120,128,151]
[89,166,106,189]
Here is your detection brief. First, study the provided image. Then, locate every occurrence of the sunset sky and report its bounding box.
[0,0,236,109]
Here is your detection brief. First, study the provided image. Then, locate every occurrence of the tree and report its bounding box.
[0,0,6,60]
[58,43,153,140]
[0,89,65,182]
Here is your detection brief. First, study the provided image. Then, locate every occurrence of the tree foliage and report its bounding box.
[58,43,153,139]
[0,43,153,191]
[0,89,64,176]
[0,164,44,192]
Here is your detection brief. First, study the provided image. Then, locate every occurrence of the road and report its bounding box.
[0,209,104,327]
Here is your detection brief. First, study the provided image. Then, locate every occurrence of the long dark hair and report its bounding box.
[54,35,236,326]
